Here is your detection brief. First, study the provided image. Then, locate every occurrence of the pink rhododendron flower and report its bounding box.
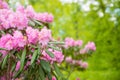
[54,50,64,63]
[76,60,82,66]
[65,56,72,63]
[80,48,87,54]
[0,9,12,29]
[35,12,54,23]
[0,34,13,50]
[15,61,20,71]
[8,11,28,30]
[25,5,36,18]
[42,49,64,63]
[81,62,88,69]
[26,27,39,44]
[39,27,52,47]
[76,78,80,80]
[52,76,56,80]
[64,37,75,48]
[75,40,83,46]
[0,50,8,57]
[13,31,27,48]
[0,1,9,9]
[85,42,96,51]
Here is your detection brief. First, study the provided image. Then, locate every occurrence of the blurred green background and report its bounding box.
[29,0,120,80]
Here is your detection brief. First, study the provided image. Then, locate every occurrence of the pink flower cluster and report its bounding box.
[80,42,96,54]
[0,4,53,30]
[17,5,54,23]
[0,0,9,9]
[65,57,88,69]
[0,27,52,56]
[64,37,83,48]
[42,49,64,64]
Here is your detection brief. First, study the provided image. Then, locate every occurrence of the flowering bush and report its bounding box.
[0,0,96,80]
[0,1,64,80]
[61,37,96,79]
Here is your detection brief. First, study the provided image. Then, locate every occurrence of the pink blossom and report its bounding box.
[64,37,75,48]
[0,50,8,57]
[39,27,52,47]
[13,31,27,48]
[16,5,25,13]
[52,76,56,80]
[25,5,36,18]
[65,56,72,63]
[8,11,28,30]
[81,62,88,69]
[76,60,82,66]
[15,61,20,71]
[85,42,96,51]
[42,49,64,63]
[35,13,54,23]
[75,40,83,46]
[54,50,64,63]
[76,78,80,80]
[26,27,39,44]
[0,9,12,29]
[80,48,87,54]
[0,1,9,9]
[0,34,13,50]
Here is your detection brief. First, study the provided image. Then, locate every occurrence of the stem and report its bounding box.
[66,66,74,80]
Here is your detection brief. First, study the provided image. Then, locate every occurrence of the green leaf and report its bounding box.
[31,50,38,65]
[47,72,52,80]
[33,19,43,26]
[39,66,45,80]
[0,52,2,57]
[48,45,61,51]
[11,63,16,72]
[46,49,54,58]
[0,48,7,50]
[37,44,41,55]
[53,63,63,77]
[40,60,51,72]
[14,70,21,78]
[28,20,35,26]
[20,47,26,71]
[14,48,26,78]
[48,42,65,45]
[1,55,8,69]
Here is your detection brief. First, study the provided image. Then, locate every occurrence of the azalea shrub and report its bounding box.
[0,0,96,80]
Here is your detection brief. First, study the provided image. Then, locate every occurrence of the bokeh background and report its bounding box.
[12,0,120,80]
